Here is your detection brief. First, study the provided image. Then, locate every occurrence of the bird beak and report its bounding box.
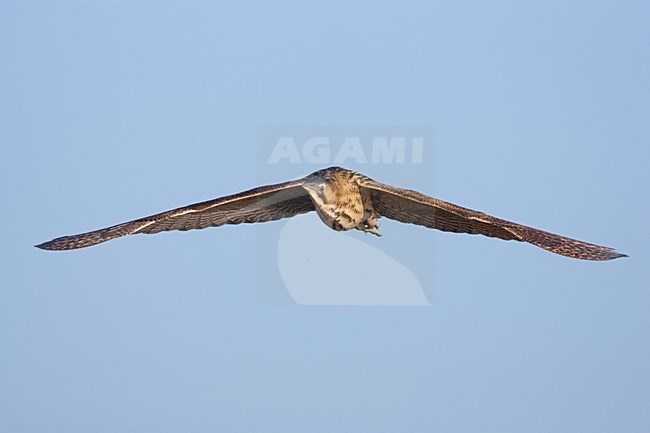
[302,182,320,193]
[302,182,326,202]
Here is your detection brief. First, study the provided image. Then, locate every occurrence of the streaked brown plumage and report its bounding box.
[36,166,626,261]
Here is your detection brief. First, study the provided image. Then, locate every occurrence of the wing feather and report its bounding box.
[36,179,313,251]
[359,179,626,261]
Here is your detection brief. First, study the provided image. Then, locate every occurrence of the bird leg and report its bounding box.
[356,215,382,237]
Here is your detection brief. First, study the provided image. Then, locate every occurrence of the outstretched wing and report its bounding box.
[36,179,313,251]
[359,179,626,261]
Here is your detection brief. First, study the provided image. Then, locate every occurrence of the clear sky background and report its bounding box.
[2,1,649,432]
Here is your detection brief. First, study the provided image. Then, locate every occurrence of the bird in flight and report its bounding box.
[36,166,626,260]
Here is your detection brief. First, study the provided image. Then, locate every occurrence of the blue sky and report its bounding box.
[2,1,649,432]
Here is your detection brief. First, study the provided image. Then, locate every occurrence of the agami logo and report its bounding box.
[267,136,424,164]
